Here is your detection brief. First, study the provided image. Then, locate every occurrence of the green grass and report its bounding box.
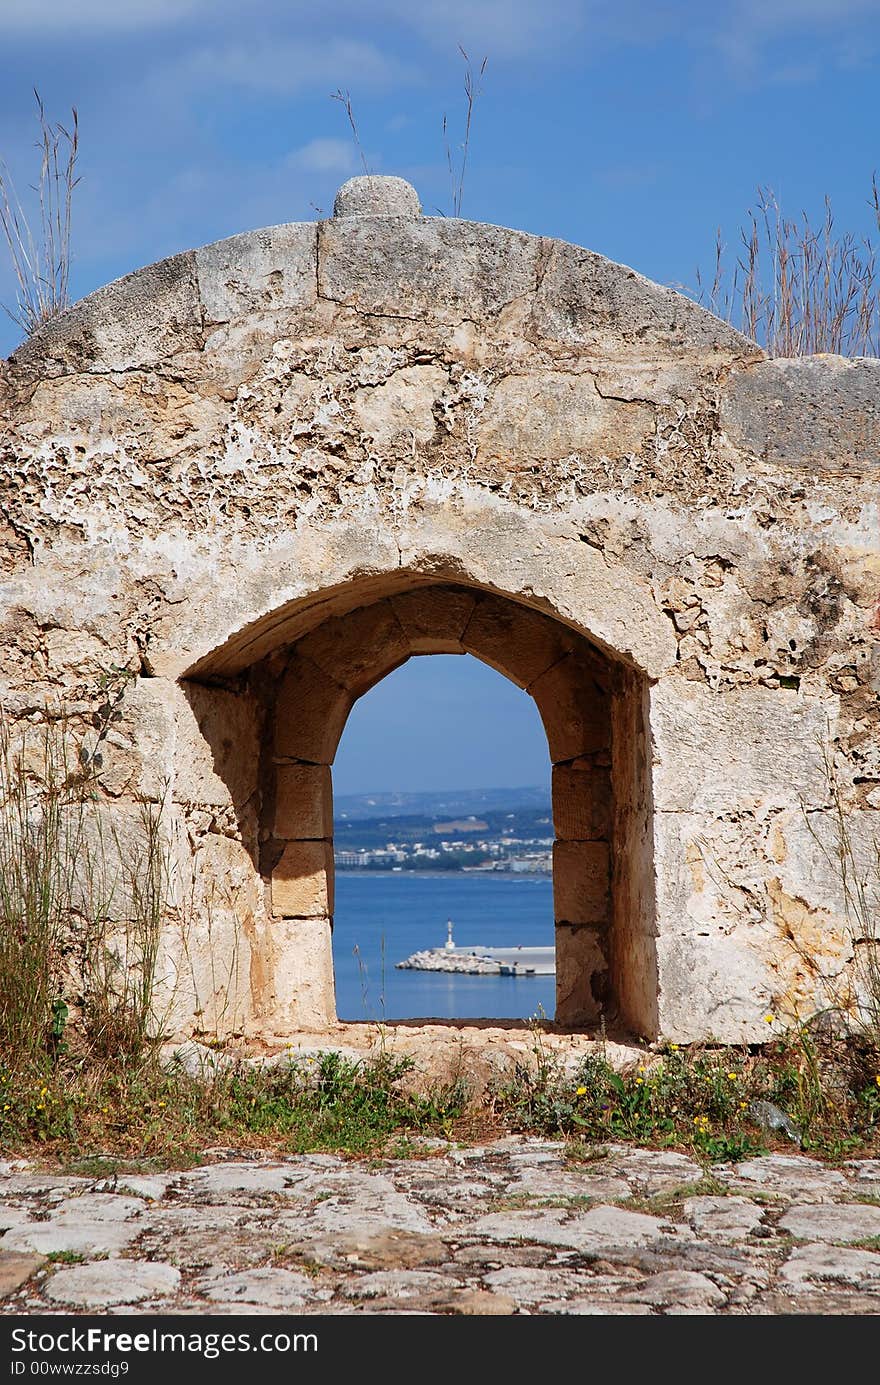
[0,1050,470,1163]
[1,1023,878,1168]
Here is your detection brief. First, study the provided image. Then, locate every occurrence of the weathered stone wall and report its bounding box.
[1,174,878,1043]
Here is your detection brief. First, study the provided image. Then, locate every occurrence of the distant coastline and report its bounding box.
[334,867,552,879]
[334,790,554,876]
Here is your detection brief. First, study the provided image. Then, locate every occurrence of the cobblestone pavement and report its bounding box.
[2,1139,880,1315]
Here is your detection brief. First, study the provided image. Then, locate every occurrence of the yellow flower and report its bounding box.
[875,1075,880,1087]
[765,1015,775,1024]
[635,1077,643,1086]
[739,1101,748,1109]
[576,1086,587,1096]
[669,1044,679,1052]
[727,1072,738,1081]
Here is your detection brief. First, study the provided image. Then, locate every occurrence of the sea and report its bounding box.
[332,871,556,1022]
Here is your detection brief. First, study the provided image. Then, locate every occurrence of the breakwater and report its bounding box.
[397,945,555,977]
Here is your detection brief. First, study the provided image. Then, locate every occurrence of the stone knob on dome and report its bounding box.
[332,175,422,219]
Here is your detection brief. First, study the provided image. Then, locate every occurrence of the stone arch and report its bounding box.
[187,577,656,1035]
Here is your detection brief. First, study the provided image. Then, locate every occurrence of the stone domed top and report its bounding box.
[332,175,422,219]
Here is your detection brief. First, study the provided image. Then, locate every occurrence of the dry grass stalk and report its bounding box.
[79,797,168,1062]
[695,182,880,357]
[0,719,82,1074]
[0,89,79,336]
[799,750,880,1045]
[0,709,169,1077]
[443,47,488,218]
[331,88,369,175]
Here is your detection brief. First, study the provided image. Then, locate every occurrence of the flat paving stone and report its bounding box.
[453,1243,550,1270]
[117,1176,172,1201]
[502,1170,633,1203]
[4,1139,880,1317]
[137,1206,294,1269]
[843,1160,880,1195]
[44,1193,145,1221]
[482,1266,621,1307]
[582,1235,774,1290]
[715,1154,848,1201]
[391,1160,507,1212]
[44,1261,180,1307]
[552,1298,653,1315]
[300,1230,450,1271]
[601,1148,704,1193]
[0,1174,92,1197]
[4,1195,146,1258]
[431,1288,517,1315]
[341,1270,450,1300]
[179,1163,307,1198]
[470,1203,693,1253]
[684,1196,766,1241]
[0,1252,45,1299]
[193,1268,320,1308]
[300,1178,435,1238]
[779,1243,880,1290]
[779,1202,880,1244]
[758,1289,880,1315]
[0,1208,31,1232]
[623,1269,726,1309]
[505,1145,568,1169]
[116,1300,288,1317]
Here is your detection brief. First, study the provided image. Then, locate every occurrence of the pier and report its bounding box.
[396,944,555,977]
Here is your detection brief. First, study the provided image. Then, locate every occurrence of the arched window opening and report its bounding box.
[180,579,656,1037]
[331,654,555,1022]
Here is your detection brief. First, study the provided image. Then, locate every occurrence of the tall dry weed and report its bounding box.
[695,182,880,357]
[0,90,79,336]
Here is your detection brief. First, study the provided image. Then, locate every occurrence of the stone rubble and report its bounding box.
[3,1138,880,1316]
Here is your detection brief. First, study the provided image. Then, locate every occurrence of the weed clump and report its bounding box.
[0,1050,469,1161]
[491,1031,880,1163]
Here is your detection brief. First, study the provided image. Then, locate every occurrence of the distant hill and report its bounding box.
[334,786,551,821]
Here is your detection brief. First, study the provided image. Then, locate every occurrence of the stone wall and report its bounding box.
[1,174,878,1043]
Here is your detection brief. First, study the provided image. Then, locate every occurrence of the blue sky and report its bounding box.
[335,655,549,796]
[2,0,878,793]
[2,0,880,350]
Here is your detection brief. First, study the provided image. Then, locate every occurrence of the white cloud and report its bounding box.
[732,0,880,27]
[373,0,589,59]
[706,0,880,81]
[177,37,414,97]
[4,0,879,61]
[286,137,357,174]
[0,0,206,33]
